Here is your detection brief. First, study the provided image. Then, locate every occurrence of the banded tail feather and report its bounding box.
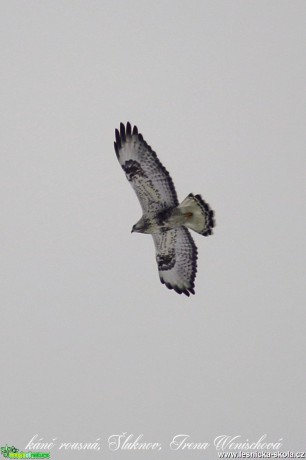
[178,193,215,236]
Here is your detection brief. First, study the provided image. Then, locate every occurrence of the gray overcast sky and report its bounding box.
[1,0,305,457]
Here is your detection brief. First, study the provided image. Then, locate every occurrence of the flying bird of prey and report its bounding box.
[114,122,215,296]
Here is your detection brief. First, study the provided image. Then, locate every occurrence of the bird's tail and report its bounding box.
[178,193,215,236]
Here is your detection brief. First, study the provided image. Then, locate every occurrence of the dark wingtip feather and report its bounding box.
[165,282,175,291]
[126,122,132,137]
[114,141,119,158]
[120,122,126,142]
[132,125,138,135]
[168,283,194,297]
[115,128,121,149]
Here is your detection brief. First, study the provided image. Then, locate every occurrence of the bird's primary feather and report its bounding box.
[114,122,178,214]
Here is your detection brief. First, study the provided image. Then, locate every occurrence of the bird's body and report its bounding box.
[114,122,215,296]
[132,206,191,234]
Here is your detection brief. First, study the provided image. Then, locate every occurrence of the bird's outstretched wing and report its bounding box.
[152,227,198,296]
[114,122,178,214]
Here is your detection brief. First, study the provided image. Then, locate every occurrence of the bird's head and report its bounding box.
[131,217,150,234]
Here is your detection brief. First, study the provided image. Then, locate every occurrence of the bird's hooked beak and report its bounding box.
[131,223,141,233]
[131,224,139,233]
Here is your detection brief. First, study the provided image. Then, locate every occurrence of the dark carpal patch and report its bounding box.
[122,160,147,181]
[156,253,176,271]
